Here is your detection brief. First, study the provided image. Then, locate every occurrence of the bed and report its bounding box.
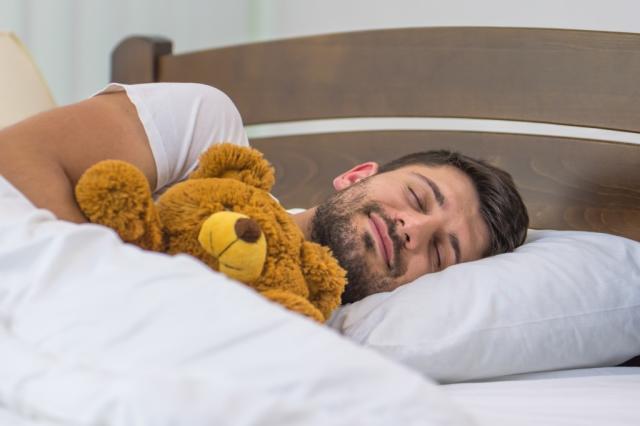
[109,26,640,424]
[0,27,637,425]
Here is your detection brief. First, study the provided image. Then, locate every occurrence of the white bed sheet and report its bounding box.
[443,367,640,426]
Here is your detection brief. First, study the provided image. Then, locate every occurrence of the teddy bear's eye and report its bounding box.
[223,204,233,211]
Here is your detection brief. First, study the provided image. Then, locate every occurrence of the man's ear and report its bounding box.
[332,162,379,191]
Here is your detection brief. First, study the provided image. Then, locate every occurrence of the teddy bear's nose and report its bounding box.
[234,218,262,243]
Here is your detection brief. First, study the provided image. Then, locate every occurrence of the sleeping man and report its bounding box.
[0,83,529,304]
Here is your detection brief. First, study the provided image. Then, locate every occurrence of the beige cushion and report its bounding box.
[0,32,55,128]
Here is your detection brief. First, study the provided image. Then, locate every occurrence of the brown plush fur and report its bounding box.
[75,144,346,322]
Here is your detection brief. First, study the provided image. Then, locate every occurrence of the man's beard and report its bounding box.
[310,179,406,304]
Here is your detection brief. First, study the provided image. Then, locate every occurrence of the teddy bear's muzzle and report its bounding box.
[198,211,267,283]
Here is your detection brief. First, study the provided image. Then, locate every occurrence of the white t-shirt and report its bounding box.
[94,83,249,194]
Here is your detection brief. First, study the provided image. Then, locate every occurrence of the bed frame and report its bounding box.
[110,27,640,242]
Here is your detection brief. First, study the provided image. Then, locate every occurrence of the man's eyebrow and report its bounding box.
[411,172,461,264]
[411,172,445,206]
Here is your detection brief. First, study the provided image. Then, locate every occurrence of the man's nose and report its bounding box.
[397,212,438,251]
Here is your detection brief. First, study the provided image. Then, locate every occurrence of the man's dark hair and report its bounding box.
[378,150,529,256]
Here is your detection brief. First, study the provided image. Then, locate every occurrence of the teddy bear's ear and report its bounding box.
[190,143,275,192]
[300,241,347,320]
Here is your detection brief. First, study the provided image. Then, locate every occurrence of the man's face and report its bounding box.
[311,163,489,304]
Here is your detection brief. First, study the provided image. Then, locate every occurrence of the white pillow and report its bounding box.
[327,229,640,383]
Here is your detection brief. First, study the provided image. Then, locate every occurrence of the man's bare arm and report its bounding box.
[0,92,156,223]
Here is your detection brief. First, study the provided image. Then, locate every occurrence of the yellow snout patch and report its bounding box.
[198,211,267,283]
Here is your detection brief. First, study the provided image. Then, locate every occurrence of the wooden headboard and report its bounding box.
[111,27,640,241]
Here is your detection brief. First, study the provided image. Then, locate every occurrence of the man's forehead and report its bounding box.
[390,164,471,191]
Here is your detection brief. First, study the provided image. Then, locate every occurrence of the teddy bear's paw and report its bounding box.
[300,241,347,320]
[75,160,164,250]
[260,289,325,323]
[189,144,275,192]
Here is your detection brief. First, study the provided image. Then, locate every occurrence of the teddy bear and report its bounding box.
[75,143,346,323]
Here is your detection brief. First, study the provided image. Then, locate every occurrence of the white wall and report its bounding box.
[0,0,254,105]
[257,0,640,39]
[1,0,639,106]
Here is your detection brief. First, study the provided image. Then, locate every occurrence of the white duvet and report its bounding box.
[0,175,470,425]
[2,175,640,426]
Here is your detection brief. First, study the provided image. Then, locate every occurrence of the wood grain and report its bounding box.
[152,27,640,131]
[111,36,172,84]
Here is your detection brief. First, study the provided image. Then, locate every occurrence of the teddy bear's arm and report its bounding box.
[300,241,348,321]
[75,160,165,251]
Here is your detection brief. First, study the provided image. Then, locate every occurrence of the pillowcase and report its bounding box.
[327,229,640,383]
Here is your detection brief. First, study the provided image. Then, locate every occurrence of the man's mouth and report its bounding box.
[369,213,394,270]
